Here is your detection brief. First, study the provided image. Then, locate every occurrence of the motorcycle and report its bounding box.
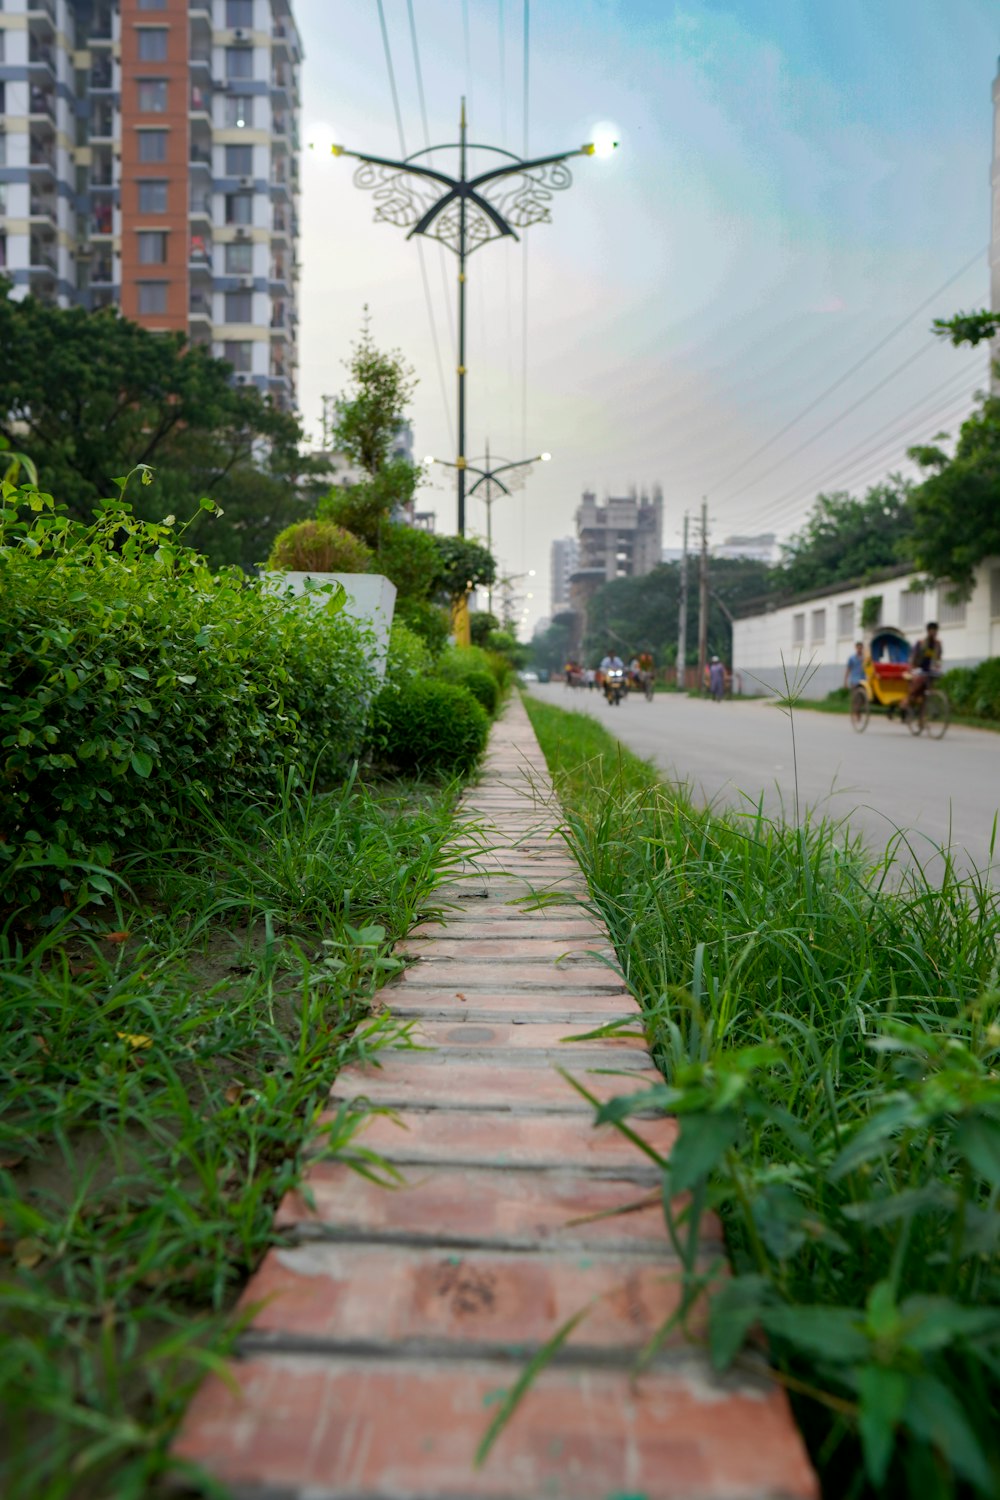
[603,667,626,706]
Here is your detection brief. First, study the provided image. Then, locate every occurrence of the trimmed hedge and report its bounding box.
[369,678,489,776]
[266,518,373,573]
[1,485,375,904]
[460,668,500,717]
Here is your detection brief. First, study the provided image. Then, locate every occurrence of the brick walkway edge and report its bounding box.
[173,695,817,1500]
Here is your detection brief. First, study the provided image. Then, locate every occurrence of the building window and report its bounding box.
[900,587,925,628]
[225,241,254,273]
[136,28,168,62]
[810,608,826,644]
[225,193,253,225]
[792,613,805,648]
[226,0,254,24]
[138,129,168,163]
[990,566,1000,620]
[224,290,252,322]
[836,601,854,638]
[138,282,168,315]
[138,0,167,9]
[137,79,167,112]
[937,587,967,627]
[138,180,168,212]
[224,94,254,128]
[138,230,167,264]
[225,144,253,176]
[223,339,253,372]
[225,47,253,80]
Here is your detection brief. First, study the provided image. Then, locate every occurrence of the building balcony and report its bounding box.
[28,143,56,174]
[269,176,290,200]
[189,87,212,120]
[189,145,212,171]
[189,235,213,271]
[29,243,58,274]
[29,89,56,124]
[90,115,115,142]
[190,50,212,72]
[189,195,212,225]
[90,258,114,285]
[189,1,212,30]
[27,0,56,29]
[89,63,114,91]
[91,210,114,237]
[28,44,56,77]
[188,295,212,326]
[29,196,58,223]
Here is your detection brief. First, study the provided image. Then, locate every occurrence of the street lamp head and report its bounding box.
[540,452,552,462]
[424,454,436,464]
[330,143,345,157]
[585,126,619,160]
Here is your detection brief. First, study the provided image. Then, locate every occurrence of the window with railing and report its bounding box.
[836,601,854,638]
[936,587,967,627]
[900,587,925,628]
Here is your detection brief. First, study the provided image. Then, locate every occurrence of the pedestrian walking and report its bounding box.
[709,655,725,702]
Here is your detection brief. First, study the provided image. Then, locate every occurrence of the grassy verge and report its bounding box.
[778,690,1000,733]
[524,693,1000,1499]
[0,772,462,1500]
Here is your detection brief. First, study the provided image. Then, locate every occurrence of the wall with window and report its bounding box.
[119,0,190,331]
[732,563,1000,696]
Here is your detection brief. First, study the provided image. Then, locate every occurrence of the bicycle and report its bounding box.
[850,682,949,738]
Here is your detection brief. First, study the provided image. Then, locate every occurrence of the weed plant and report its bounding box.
[0,772,462,1499]
[524,695,1000,1499]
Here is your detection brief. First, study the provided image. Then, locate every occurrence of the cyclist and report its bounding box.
[902,622,942,718]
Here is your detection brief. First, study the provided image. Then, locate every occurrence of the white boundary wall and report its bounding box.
[733,560,1000,697]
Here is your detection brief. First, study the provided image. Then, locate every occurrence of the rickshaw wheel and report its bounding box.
[907,701,924,735]
[923,689,949,740]
[850,686,870,732]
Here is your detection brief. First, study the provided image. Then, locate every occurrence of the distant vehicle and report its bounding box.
[519,669,539,683]
[537,669,550,684]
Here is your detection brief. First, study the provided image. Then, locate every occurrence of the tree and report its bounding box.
[0,283,314,570]
[775,480,914,597]
[430,535,496,603]
[581,558,771,666]
[895,310,1000,594]
[908,395,1000,594]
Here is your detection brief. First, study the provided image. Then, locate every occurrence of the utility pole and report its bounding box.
[697,498,710,696]
[319,394,336,451]
[677,511,689,692]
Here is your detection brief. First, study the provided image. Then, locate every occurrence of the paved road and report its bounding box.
[527,682,1000,881]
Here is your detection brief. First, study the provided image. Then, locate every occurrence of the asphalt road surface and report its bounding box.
[526,682,1000,882]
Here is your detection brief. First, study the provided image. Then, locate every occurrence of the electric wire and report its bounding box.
[708,245,987,502]
[520,0,530,456]
[376,0,455,452]
[406,0,457,360]
[750,358,982,523]
[754,380,981,534]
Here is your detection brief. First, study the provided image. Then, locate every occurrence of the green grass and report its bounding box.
[0,771,463,1500]
[785,689,1000,733]
[524,693,1000,1500]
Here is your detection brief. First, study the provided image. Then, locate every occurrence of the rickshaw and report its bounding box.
[850,626,949,738]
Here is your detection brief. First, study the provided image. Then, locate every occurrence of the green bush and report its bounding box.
[383,618,432,688]
[395,598,450,656]
[436,643,502,686]
[1,481,375,905]
[940,659,1000,721]
[266,518,373,573]
[460,668,500,717]
[370,678,489,776]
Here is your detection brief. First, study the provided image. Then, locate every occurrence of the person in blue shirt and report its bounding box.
[844,641,865,690]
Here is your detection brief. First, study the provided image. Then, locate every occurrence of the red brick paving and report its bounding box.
[173,696,817,1499]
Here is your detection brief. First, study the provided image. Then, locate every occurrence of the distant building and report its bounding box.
[0,0,302,409]
[550,536,579,612]
[714,533,781,565]
[568,485,663,650]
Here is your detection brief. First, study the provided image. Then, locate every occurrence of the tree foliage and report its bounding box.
[0,283,313,571]
[430,535,496,602]
[908,395,1000,594]
[775,481,914,597]
[332,311,417,477]
[932,310,1000,348]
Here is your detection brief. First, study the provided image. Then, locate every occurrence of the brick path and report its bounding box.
[173,697,817,1500]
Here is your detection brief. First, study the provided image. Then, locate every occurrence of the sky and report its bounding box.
[296,0,1000,633]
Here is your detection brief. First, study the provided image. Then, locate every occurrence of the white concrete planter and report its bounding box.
[262,571,397,682]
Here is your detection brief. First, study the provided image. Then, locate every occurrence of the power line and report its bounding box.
[708,245,987,501]
[751,376,980,533]
[520,0,530,454]
[378,0,455,452]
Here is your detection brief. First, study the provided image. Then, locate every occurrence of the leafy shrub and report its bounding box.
[369,678,488,776]
[372,521,440,601]
[395,598,450,655]
[940,658,1000,721]
[383,619,432,688]
[267,518,373,573]
[435,643,504,687]
[460,669,500,717]
[1,479,375,905]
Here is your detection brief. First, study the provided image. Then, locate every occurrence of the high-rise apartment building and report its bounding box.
[573,486,663,584]
[550,535,578,612]
[0,0,301,408]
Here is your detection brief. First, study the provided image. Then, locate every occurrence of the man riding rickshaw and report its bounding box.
[849,625,948,737]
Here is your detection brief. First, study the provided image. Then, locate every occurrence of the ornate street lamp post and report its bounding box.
[330,102,614,534]
[425,443,550,611]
